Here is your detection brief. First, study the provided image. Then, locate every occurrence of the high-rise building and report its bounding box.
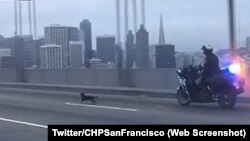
[0,35,5,49]
[90,58,115,69]
[0,49,11,57]
[246,36,250,52]
[96,36,116,64]
[2,36,25,82]
[68,27,79,41]
[0,49,12,68]
[92,50,97,58]
[3,36,26,70]
[80,19,92,68]
[45,25,68,68]
[23,40,41,68]
[8,36,25,69]
[45,24,78,68]
[36,38,45,67]
[155,44,176,68]
[40,44,62,69]
[126,31,135,69]
[68,27,79,66]
[4,38,12,53]
[5,35,41,69]
[20,35,33,42]
[149,44,157,68]
[4,37,18,57]
[116,44,123,68]
[0,56,16,69]
[69,41,85,68]
[136,25,149,68]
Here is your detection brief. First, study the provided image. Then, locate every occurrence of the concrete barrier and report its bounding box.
[23,69,178,89]
[130,69,178,89]
[24,69,68,84]
[0,69,17,82]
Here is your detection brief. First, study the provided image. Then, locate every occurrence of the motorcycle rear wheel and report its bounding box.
[217,89,237,109]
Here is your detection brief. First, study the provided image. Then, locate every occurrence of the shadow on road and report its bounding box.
[177,103,250,112]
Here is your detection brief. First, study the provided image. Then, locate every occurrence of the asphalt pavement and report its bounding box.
[0,88,250,140]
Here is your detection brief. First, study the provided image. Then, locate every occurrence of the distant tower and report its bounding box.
[126,30,135,69]
[96,36,116,64]
[14,0,37,39]
[80,19,92,68]
[136,25,149,68]
[159,14,165,45]
[69,41,85,69]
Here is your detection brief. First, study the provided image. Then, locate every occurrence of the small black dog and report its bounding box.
[80,93,98,103]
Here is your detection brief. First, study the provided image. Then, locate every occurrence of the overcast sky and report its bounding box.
[0,0,250,52]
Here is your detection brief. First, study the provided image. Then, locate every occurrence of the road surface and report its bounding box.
[0,88,249,140]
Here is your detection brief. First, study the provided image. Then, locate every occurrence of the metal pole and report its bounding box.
[228,0,236,58]
[132,0,138,33]
[33,0,37,39]
[116,0,121,45]
[19,0,22,35]
[141,0,145,26]
[14,0,18,36]
[28,1,33,36]
[125,0,129,38]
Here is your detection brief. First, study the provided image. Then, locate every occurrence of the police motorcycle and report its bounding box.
[176,63,245,109]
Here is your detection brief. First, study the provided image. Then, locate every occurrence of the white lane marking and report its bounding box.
[0,117,47,129]
[65,102,138,112]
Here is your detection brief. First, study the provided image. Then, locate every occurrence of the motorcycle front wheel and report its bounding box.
[177,88,191,106]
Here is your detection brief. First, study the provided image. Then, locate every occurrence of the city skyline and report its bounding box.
[0,0,250,51]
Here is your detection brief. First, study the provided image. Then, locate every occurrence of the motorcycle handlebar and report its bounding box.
[193,65,203,71]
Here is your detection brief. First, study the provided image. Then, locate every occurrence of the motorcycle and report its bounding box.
[176,64,245,109]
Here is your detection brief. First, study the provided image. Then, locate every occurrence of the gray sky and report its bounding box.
[0,0,250,52]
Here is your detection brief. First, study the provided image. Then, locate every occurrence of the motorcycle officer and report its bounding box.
[199,45,221,95]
